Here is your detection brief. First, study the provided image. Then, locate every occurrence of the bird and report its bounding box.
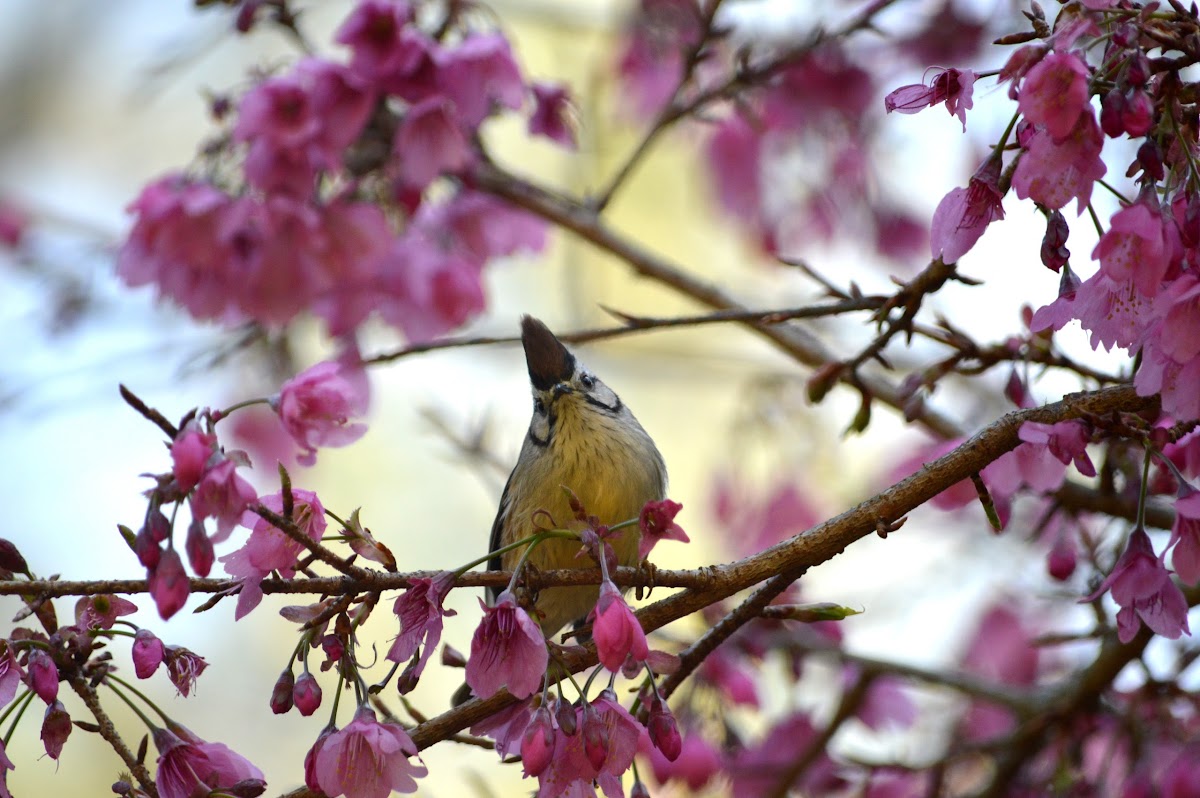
[488,315,667,639]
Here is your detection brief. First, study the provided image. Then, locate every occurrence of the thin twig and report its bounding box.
[70,676,158,797]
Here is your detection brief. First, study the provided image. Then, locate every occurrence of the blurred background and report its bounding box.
[0,0,1141,795]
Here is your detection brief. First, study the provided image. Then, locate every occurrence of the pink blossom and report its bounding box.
[314,706,426,798]
[615,0,701,118]
[855,672,917,730]
[293,672,322,716]
[1138,333,1200,422]
[0,641,22,708]
[149,547,190,620]
[393,97,473,189]
[1072,269,1153,351]
[1019,419,1096,475]
[728,712,844,796]
[234,59,375,196]
[465,590,548,700]
[1169,489,1200,585]
[592,580,649,672]
[1094,198,1170,299]
[190,456,257,540]
[884,68,976,130]
[698,648,759,707]
[164,646,208,697]
[930,156,1005,263]
[377,234,487,343]
[335,1,421,85]
[0,200,28,249]
[960,605,1039,740]
[706,114,763,223]
[152,725,265,798]
[529,82,576,148]
[1011,111,1107,213]
[41,701,71,760]
[385,571,456,684]
[117,175,241,322]
[536,691,640,798]
[274,357,370,466]
[637,498,689,559]
[644,731,721,791]
[132,629,166,679]
[436,32,525,128]
[26,650,58,704]
[170,424,216,492]
[1029,264,1082,335]
[469,698,533,758]
[74,594,137,631]
[1018,52,1090,140]
[1084,528,1190,643]
[220,489,327,619]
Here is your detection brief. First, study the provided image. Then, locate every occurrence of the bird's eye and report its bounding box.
[580,373,596,390]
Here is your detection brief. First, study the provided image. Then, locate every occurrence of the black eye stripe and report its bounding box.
[583,393,621,413]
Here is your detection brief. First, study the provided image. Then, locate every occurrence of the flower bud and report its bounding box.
[293,672,322,716]
[581,703,609,771]
[270,669,295,714]
[132,628,165,679]
[520,705,555,777]
[27,649,59,704]
[556,697,578,736]
[647,698,682,761]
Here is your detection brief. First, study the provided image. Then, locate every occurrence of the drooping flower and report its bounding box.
[163,646,209,697]
[149,546,190,620]
[1083,528,1190,643]
[1011,111,1107,213]
[1018,52,1090,139]
[26,650,58,704]
[1094,196,1170,299]
[536,691,641,798]
[884,67,976,130]
[220,489,327,619]
[190,456,257,540]
[637,499,689,559]
[132,629,166,679]
[528,82,576,148]
[170,423,216,493]
[313,706,427,798]
[930,156,1005,263]
[392,97,474,190]
[592,580,649,672]
[1169,489,1200,585]
[385,571,456,685]
[465,590,548,700]
[646,697,682,761]
[274,357,370,466]
[152,725,265,798]
[40,701,71,760]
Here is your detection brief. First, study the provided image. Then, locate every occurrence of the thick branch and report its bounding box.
[408,386,1157,749]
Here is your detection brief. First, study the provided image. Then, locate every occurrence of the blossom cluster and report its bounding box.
[118,0,563,342]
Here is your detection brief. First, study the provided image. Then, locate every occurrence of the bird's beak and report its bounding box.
[552,382,574,398]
